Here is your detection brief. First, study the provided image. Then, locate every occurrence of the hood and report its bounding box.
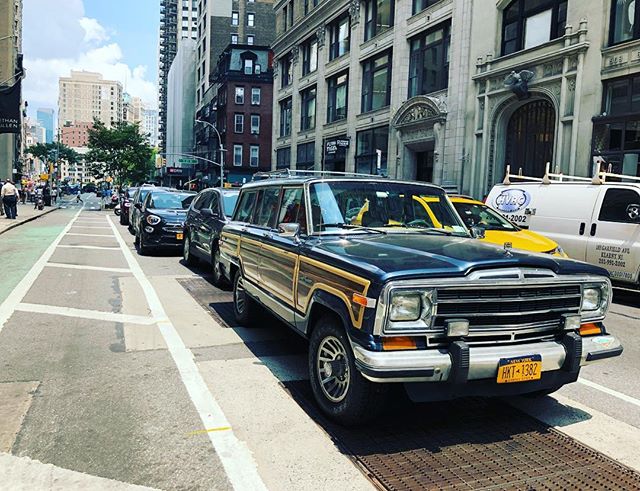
[482,229,558,254]
[148,208,187,223]
[306,232,607,282]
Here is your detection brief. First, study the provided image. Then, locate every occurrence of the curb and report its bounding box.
[0,206,60,236]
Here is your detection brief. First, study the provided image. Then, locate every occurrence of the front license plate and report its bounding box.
[496,354,542,384]
[176,233,184,240]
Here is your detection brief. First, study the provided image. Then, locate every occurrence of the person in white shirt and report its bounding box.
[1,179,19,219]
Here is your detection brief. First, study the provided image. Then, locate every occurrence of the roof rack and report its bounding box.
[502,162,640,185]
[251,169,384,181]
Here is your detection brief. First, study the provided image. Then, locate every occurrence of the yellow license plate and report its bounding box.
[496,354,542,384]
[176,233,184,240]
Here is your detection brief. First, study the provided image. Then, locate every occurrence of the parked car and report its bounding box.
[486,178,640,286]
[219,173,622,426]
[449,196,567,257]
[134,190,195,255]
[129,185,169,235]
[183,188,240,285]
[119,187,138,225]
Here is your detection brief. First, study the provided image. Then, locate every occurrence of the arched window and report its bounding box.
[501,0,567,56]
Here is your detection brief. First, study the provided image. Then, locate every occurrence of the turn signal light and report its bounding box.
[352,293,375,308]
[382,336,417,351]
[579,323,602,336]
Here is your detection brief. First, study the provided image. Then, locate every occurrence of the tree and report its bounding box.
[86,120,154,184]
[25,142,79,165]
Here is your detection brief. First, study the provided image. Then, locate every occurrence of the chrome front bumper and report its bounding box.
[353,334,623,383]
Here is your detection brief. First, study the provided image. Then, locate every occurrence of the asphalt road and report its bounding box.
[0,197,638,490]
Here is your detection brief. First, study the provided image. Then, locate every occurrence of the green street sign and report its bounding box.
[179,158,198,164]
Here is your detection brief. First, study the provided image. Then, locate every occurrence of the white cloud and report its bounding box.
[78,17,110,44]
[23,1,157,117]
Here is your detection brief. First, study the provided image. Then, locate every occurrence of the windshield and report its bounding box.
[308,181,468,235]
[453,201,518,231]
[222,191,239,217]
[148,193,193,209]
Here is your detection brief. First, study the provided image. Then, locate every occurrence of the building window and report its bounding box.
[300,86,317,131]
[408,22,450,97]
[301,36,318,76]
[247,13,255,27]
[234,114,244,133]
[288,2,294,27]
[304,0,310,15]
[501,0,567,56]
[235,86,245,104]
[364,0,394,41]
[251,114,260,134]
[281,53,293,88]
[251,87,261,105]
[231,34,238,44]
[233,144,243,166]
[413,0,440,15]
[280,98,292,137]
[361,50,392,113]
[232,11,239,26]
[328,13,350,60]
[244,59,254,74]
[250,145,259,167]
[283,5,289,30]
[247,35,255,45]
[356,126,389,174]
[327,72,348,123]
[297,142,315,169]
[277,147,291,168]
[611,0,640,45]
[592,75,640,177]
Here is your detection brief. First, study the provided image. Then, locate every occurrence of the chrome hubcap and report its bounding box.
[317,336,349,403]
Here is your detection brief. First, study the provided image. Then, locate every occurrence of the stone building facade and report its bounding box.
[271,0,640,198]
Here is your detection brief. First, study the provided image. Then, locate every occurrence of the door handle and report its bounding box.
[579,222,585,235]
[590,223,597,236]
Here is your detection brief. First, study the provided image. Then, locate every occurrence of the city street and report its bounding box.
[0,201,639,490]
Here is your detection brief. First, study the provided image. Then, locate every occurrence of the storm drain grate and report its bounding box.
[283,381,640,491]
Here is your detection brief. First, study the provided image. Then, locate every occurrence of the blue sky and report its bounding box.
[23,0,159,118]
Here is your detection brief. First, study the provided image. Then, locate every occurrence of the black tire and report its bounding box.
[136,233,149,256]
[233,269,256,325]
[119,213,126,225]
[211,246,225,287]
[183,233,197,266]
[308,316,388,426]
[128,223,135,235]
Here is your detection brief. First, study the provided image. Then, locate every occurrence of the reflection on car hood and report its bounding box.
[307,233,607,282]
[148,208,187,223]
[482,229,558,254]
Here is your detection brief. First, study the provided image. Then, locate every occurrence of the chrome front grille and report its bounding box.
[430,284,582,346]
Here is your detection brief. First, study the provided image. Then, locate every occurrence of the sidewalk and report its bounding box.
[0,201,60,235]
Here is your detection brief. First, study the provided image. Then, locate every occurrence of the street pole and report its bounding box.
[195,119,224,187]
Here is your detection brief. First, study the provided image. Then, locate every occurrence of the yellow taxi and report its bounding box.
[449,196,567,257]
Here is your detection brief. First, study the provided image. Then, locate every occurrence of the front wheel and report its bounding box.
[136,233,149,255]
[233,269,256,325]
[309,316,388,426]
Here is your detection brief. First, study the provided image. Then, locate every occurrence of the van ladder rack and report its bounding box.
[502,162,640,185]
[251,169,384,181]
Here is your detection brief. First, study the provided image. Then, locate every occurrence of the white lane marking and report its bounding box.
[70,226,112,229]
[15,303,156,325]
[57,245,120,251]
[106,215,267,491]
[65,233,115,237]
[0,207,84,334]
[578,377,640,408]
[46,263,132,274]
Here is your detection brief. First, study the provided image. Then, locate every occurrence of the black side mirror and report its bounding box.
[470,226,486,239]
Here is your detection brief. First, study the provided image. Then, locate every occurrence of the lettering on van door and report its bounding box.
[595,244,634,280]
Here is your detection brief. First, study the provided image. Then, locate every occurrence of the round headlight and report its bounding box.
[146,215,161,225]
[582,287,601,311]
[390,294,422,322]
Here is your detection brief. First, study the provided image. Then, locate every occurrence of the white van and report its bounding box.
[486,173,640,286]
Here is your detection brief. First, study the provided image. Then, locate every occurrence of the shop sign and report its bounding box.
[166,167,185,175]
[493,188,531,213]
[325,138,350,155]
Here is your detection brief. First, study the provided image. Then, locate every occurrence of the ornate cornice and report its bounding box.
[391,96,447,130]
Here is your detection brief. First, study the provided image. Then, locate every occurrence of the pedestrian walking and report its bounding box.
[76,190,83,204]
[1,179,19,219]
[51,186,58,205]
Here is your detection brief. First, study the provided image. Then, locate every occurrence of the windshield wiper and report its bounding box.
[317,223,386,234]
